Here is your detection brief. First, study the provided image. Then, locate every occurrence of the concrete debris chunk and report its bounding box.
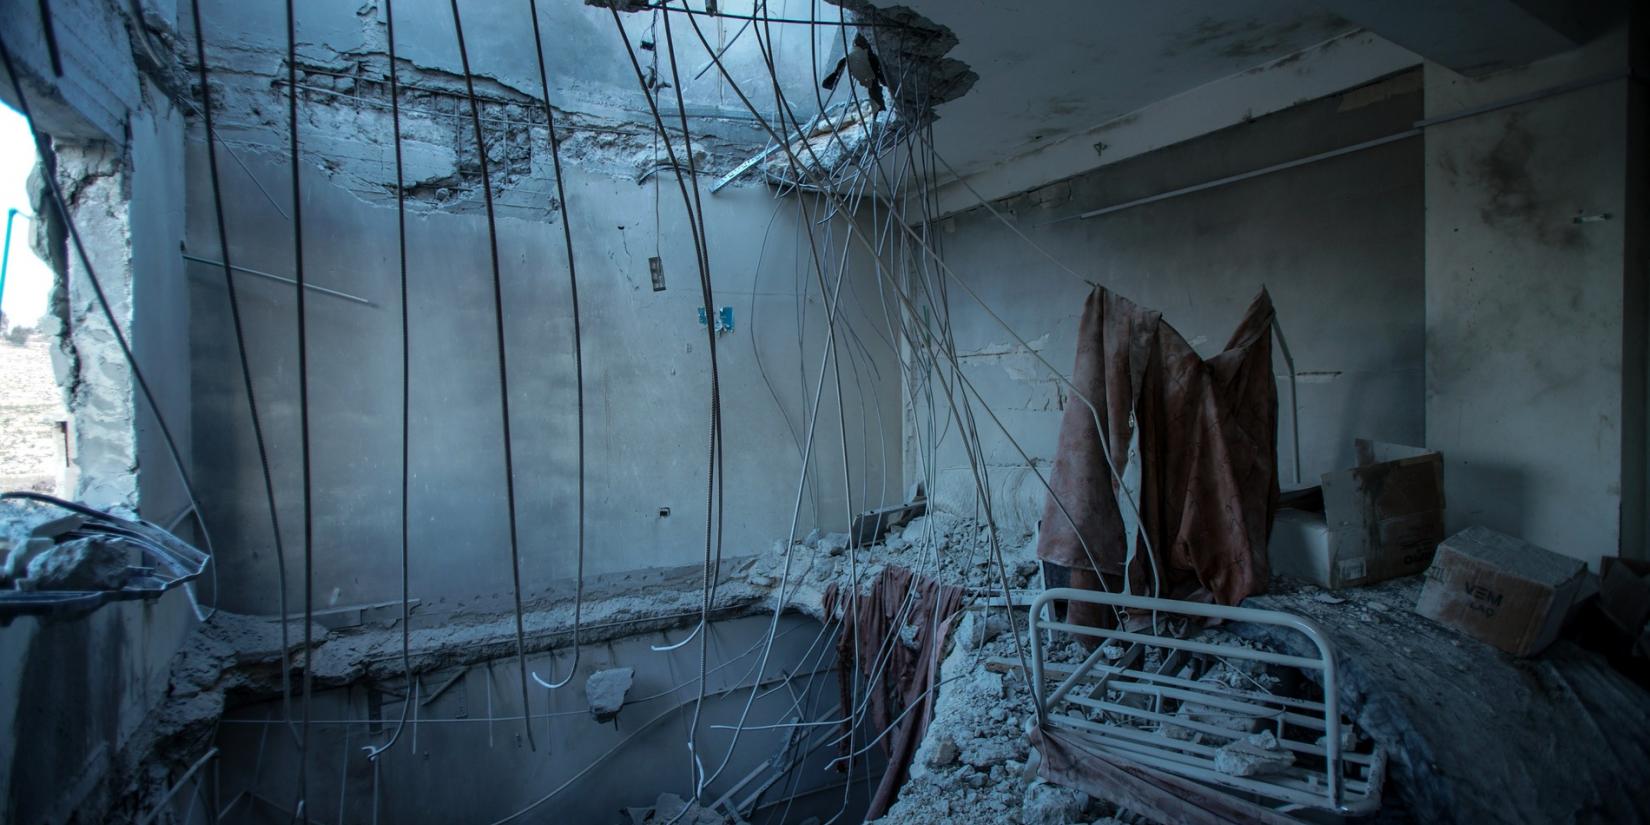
[963,610,1010,650]
[818,532,851,556]
[926,734,960,767]
[4,537,53,584]
[1022,779,1088,825]
[23,536,131,591]
[962,736,1019,769]
[1014,559,1040,587]
[645,792,742,825]
[1213,730,1296,777]
[585,666,635,722]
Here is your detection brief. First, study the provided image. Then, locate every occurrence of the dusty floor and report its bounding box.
[0,333,64,493]
[78,508,1650,824]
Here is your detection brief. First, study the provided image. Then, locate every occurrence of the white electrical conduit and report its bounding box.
[683,8,1158,607]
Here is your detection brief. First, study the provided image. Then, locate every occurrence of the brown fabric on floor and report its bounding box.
[1030,726,1302,825]
[822,565,964,820]
[1036,286,1279,614]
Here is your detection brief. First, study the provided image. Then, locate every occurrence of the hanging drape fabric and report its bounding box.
[823,565,964,819]
[1036,286,1280,622]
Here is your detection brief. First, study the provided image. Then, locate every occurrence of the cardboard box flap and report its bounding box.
[1443,526,1586,588]
[1355,439,1436,467]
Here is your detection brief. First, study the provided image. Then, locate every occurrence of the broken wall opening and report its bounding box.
[200,613,883,824]
[0,102,70,496]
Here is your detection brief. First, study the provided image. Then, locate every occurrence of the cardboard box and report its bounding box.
[1415,527,1588,657]
[1268,440,1445,589]
[1268,508,1334,586]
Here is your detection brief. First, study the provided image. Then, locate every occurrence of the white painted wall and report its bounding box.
[1424,27,1638,568]
[910,77,1425,533]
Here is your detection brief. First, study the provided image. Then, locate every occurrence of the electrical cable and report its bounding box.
[35,0,62,76]
[482,664,831,825]
[280,0,317,817]
[362,0,412,761]
[444,0,537,753]
[676,11,943,805]
[0,33,222,627]
[681,4,1152,618]
[664,8,729,668]
[606,7,729,803]
[683,10,1120,743]
[186,0,297,745]
[662,5,734,803]
[523,0,588,693]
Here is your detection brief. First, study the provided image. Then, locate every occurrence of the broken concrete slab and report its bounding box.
[850,499,926,548]
[3,537,54,584]
[585,666,635,722]
[1242,576,1650,823]
[29,513,86,540]
[23,536,131,591]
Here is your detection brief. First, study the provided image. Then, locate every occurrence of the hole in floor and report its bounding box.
[209,613,885,824]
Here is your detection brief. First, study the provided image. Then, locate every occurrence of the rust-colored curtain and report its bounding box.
[822,565,963,819]
[1036,286,1279,612]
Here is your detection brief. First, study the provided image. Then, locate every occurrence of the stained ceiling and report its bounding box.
[896,0,1360,182]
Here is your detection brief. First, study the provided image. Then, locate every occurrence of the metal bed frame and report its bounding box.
[1027,588,1384,817]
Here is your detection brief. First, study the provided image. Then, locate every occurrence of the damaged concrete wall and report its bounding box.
[188,0,845,206]
[4,0,195,521]
[208,613,868,823]
[0,589,197,823]
[182,0,903,614]
[1424,25,1638,567]
[910,75,1424,530]
[129,85,195,527]
[39,140,141,512]
[0,1,215,819]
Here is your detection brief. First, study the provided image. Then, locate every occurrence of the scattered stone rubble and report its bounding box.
[623,792,745,825]
[52,492,1650,825]
[740,511,1044,615]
